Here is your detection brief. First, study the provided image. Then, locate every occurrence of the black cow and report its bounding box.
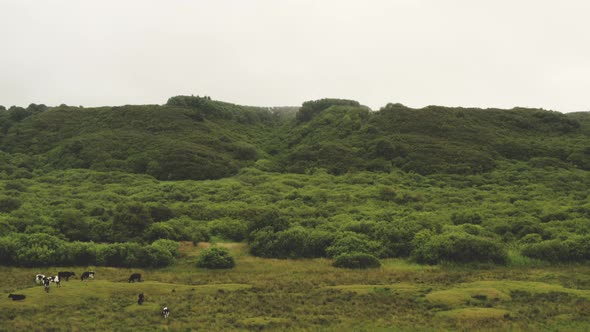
[58,271,76,281]
[137,293,144,305]
[81,271,95,281]
[162,306,170,318]
[128,273,142,283]
[8,294,26,301]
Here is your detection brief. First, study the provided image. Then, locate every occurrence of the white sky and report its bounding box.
[1,0,589,112]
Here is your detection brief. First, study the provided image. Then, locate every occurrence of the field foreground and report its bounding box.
[1,243,589,331]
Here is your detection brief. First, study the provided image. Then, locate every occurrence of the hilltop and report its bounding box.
[1,96,588,181]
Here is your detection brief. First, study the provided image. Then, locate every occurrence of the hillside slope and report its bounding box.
[1,96,589,179]
[279,101,590,175]
[0,96,280,180]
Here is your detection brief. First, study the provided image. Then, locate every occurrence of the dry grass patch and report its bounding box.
[437,307,510,321]
[325,283,419,295]
[427,287,510,306]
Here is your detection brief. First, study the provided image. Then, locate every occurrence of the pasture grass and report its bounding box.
[1,242,590,331]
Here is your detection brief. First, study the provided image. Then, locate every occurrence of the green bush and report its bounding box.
[296,98,361,122]
[521,236,590,262]
[151,239,181,257]
[304,230,336,257]
[519,233,543,244]
[60,241,98,266]
[326,232,383,258]
[248,226,309,258]
[139,245,175,268]
[196,247,235,269]
[0,196,21,213]
[144,222,179,242]
[451,211,483,225]
[411,231,508,264]
[333,252,381,269]
[209,218,248,242]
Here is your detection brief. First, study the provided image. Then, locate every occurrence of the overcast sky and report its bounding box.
[1,1,589,112]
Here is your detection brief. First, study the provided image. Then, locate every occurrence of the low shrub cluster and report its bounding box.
[196,247,235,269]
[332,252,381,269]
[521,235,590,262]
[0,233,179,267]
[411,230,508,265]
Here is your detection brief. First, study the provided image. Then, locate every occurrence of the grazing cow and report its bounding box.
[58,271,76,281]
[49,276,61,287]
[137,293,144,305]
[128,273,142,283]
[35,274,45,285]
[8,294,26,301]
[43,277,51,292]
[81,271,95,281]
[162,306,170,318]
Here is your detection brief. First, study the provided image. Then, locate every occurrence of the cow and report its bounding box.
[162,306,170,318]
[8,294,26,301]
[81,271,95,281]
[49,276,61,287]
[35,274,45,285]
[43,277,51,292]
[137,293,144,305]
[58,271,76,281]
[128,273,142,283]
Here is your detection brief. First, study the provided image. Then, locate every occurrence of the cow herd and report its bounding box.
[7,271,170,319]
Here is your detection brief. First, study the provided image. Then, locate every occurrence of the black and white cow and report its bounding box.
[49,276,61,287]
[162,306,170,318]
[137,293,145,305]
[58,271,76,281]
[81,271,95,281]
[128,273,142,283]
[43,277,51,292]
[8,294,26,301]
[35,274,45,286]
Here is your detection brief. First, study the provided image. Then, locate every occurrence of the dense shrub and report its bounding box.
[377,221,425,257]
[60,241,98,266]
[151,239,181,257]
[451,211,483,225]
[411,231,508,264]
[304,230,336,257]
[144,222,179,242]
[0,233,179,268]
[248,227,302,258]
[246,209,290,237]
[296,98,361,122]
[165,217,210,243]
[138,245,175,268]
[13,233,62,267]
[111,203,153,242]
[196,247,235,269]
[0,236,17,265]
[209,218,248,241]
[521,236,590,262]
[326,232,383,258]
[519,233,543,244]
[333,252,381,269]
[0,196,21,213]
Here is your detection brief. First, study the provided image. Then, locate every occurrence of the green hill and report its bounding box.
[2,96,588,180]
[0,96,279,180]
[280,101,589,175]
[0,96,589,267]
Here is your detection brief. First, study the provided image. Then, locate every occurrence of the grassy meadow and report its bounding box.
[2,243,589,331]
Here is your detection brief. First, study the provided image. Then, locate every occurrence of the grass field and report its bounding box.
[1,243,589,331]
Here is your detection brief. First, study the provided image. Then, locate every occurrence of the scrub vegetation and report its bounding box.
[0,96,589,330]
